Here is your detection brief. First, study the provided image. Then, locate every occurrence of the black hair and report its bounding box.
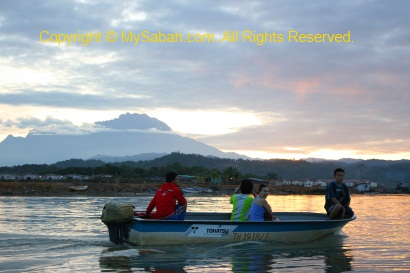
[333,168,345,176]
[240,179,254,194]
[166,172,178,182]
[258,183,268,193]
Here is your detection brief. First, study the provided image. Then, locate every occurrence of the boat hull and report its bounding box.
[123,212,355,246]
[70,185,88,191]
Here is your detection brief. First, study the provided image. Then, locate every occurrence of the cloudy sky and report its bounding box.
[0,0,409,161]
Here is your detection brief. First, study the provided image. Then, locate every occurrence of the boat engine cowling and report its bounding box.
[101,203,134,244]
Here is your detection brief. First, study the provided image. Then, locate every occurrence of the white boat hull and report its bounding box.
[103,211,356,246]
[70,185,88,191]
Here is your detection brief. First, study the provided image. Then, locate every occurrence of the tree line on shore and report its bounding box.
[1,152,409,188]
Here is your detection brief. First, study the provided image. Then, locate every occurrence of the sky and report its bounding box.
[0,0,409,161]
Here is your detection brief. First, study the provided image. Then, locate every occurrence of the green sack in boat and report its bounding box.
[101,203,134,224]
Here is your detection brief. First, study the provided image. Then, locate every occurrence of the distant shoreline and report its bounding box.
[0,181,401,197]
[0,180,321,197]
[0,181,230,197]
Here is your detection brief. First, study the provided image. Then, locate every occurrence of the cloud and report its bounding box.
[1,115,92,134]
[0,0,409,160]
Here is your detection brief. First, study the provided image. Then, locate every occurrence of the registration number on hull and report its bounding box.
[233,232,270,241]
[183,225,270,241]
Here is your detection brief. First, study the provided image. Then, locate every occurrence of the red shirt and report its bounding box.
[146,182,186,219]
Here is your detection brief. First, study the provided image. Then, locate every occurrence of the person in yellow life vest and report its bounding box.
[230,179,256,221]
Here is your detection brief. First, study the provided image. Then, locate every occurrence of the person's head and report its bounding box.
[333,168,345,184]
[166,172,178,183]
[240,179,254,194]
[258,183,269,198]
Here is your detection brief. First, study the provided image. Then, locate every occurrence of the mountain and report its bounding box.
[95,113,171,131]
[0,113,248,166]
[302,157,364,164]
[90,153,168,162]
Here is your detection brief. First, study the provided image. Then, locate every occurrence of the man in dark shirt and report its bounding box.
[324,168,354,219]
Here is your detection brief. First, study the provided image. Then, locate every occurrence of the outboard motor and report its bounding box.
[101,203,134,244]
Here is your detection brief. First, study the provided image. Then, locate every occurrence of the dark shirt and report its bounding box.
[325,181,351,209]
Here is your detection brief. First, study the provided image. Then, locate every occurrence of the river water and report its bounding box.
[0,194,409,273]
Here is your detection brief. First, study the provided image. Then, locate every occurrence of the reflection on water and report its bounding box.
[0,195,409,272]
[229,238,353,273]
[98,235,353,273]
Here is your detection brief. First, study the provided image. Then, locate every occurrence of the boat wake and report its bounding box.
[101,248,165,258]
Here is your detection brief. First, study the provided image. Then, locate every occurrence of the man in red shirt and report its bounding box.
[146,172,187,220]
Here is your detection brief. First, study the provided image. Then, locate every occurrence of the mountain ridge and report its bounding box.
[1,152,409,189]
[0,113,249,166]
